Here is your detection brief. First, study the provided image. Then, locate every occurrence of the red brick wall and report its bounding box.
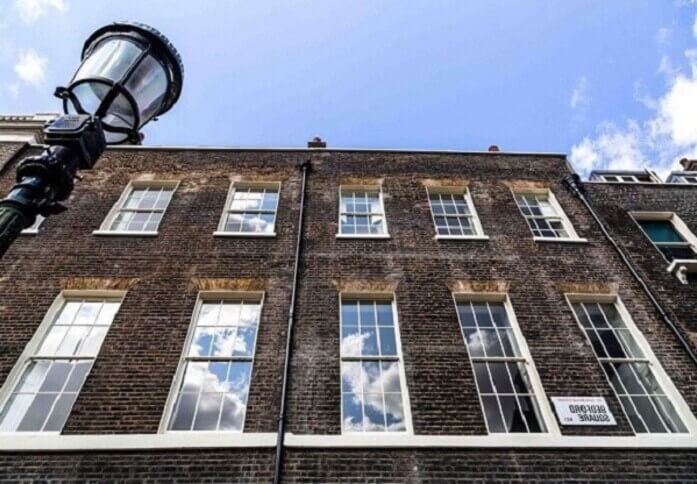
[0,145,695,481]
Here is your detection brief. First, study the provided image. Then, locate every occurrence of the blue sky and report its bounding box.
[1,1,696,177]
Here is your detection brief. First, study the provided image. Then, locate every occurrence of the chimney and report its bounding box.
[488,145,500,152]
[308,136,326,149]
[680,158,697,171]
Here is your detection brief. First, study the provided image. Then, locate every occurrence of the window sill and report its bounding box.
[667,259,697,284]
[93,230,159,237]
[435,235,489,241]
[20,230,39,235]
[533,237,588,244]
[213,231,277,238]
[284,433,697,449]
[0,432,277,451]
[336,234,391,240]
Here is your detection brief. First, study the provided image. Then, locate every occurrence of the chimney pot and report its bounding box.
[308,136,326,148]
[488,145,500,152]
[680,157,697,171]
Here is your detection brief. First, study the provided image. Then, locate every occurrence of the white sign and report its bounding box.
[551,397,616,426]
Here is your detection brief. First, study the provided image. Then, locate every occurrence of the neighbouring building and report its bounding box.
[0,115,695,482]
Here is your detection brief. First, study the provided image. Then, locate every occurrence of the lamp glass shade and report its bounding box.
[73,39,142,83]
[60,22,183,144]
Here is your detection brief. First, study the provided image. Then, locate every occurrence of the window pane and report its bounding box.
[363,394,386,431]
[169,392,198,431]
[499,329,521,357]
[384,393,406,431]
[360,328,379,356]
[639,221,684,243]
[658,245,697,261]
[342,302,358,326]
[376,303,393,326]
[193,392,223,430]
[380,362,402,393]
[359,301,376,326]
[462,327,485,358]
[473,303,493,327]
[472,362,493,393]
[488,362,514,394]
[232,326,256,357]
[517,395,544,433]
[500,395,528,432]
[379,327,397,356]
[17,393,56,431]
[342,361,361,393]
[479,329,504,358]
[42,393,78,432]
[341,326,362,356]
[342,393,363,432]
[39,361,72,393]
[481,395,505,433]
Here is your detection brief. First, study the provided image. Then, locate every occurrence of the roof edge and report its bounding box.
[26,143,567,157]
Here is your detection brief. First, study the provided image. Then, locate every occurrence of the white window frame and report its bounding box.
[336,185,390,239]
[214,181,281,237]
[93,180,179,236]
[565,293,697,435]
[512,188,585,243]
[630,212,697,264]
[452,292,559,435]
[426,186,488,240]
[338,292,413,435]
[159,291,264,434]
[674,174,697,184]
[21,215,45,235]
[600,175,655,183]
[0,290,125,435]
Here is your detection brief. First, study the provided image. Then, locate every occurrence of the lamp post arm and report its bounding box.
[0,115,105,259]
[0,204,30,257]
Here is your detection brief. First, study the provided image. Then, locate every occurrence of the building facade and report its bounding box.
[0,117,696,482]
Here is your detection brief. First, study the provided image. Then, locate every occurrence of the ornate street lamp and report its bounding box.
[0,22,183,257]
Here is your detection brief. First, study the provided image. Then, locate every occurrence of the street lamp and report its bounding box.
[0,22,183,258]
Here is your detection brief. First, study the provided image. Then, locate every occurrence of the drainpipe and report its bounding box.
[273,159,311,484]
[562,173,697,366]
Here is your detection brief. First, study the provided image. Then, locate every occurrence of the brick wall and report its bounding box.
[0,145,695,481]
[585,182,697,348]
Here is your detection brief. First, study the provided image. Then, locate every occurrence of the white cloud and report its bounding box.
[14,48,47,87]
[658,55,679,79]
[571,121,648,174]
[14,0,68,24]
[570,76,588,110]
[570,23,697,179]
[633,80,657,109]
[655,27,671,44]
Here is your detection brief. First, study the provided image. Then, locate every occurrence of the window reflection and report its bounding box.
[340,299,408,433]
[572,302,688,434]
[0,298,120,433]
[169,298,261,432]
[456,300,546,433]
[222,186,279,234]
